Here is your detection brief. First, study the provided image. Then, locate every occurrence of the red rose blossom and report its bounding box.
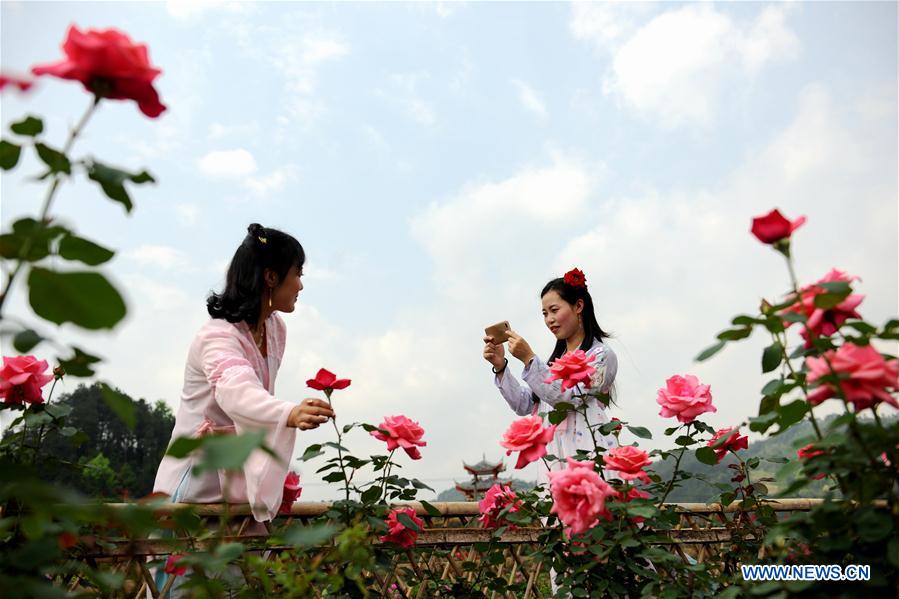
[707,427,749,464]
[563,268,587,288]
[796,443,826,480]
[780,269,864,347]
[164,554,187,577]
[279,471,302,514]
[380,507,423,549]
[806,343,899,411]
[31,25,166,117]
[306,368,351,392]
[0,72,34,92]
[478,483,523,529]
[750,209,806,244]
[544,349,597,392]
[0,355,55,405]
[604,446,652,483]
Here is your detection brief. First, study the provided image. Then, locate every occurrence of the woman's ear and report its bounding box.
[575,299,584,314]
[263,268,280,289]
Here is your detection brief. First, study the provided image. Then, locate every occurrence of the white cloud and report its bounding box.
[380,73,437,126]
[165,0,251,19]
[573,4,800,128]
[511,79,547,118]
[124,245,194,273]
[196,149,258,179]
[174,203,200,226]
[208,121,260,140]
[243,166,297,196]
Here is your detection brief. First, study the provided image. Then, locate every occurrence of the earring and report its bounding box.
[268,289,272,309]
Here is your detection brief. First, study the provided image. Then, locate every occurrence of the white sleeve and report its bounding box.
[522,346,612,408]
[494,368,537,416]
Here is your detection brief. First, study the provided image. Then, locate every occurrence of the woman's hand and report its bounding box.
[288,398,335,430]
[506,329,536,366]
[483,335,506,371]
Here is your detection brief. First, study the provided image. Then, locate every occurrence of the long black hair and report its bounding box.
[206,223,305,325]
[541,276,610,365]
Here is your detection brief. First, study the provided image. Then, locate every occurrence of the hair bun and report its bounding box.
[247,223,269,247]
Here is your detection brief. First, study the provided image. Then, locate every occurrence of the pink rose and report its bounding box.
[370,415,426,460]
[806,343,899,411]
[0,355,54,405]
[279,471,302,514]
[706,427,749,464]
[478,483,523,529]
[499,415,556,469]
[548,458,616,536]
[164,554,187,577]
[380,507,423,549]
[656,374,716,424]
[781,269,864,346]
[604,446,652,483]
[544,349,597,391]
[615,487,652,524]
[750,209,806,244]
[32,25,166,117]
[796,443,826,480]
[306,368,351,392]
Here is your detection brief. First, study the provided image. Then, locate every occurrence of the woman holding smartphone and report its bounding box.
[482,268,618,483]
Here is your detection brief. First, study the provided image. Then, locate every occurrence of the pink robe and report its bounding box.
[153,313,296,522]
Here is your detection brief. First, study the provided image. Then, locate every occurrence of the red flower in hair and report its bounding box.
[563,268,586,288]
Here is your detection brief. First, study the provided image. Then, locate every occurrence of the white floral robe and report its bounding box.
[495,338,618,486]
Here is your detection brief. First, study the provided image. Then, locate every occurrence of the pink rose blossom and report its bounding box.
[279,471,302,514]
[499,415,556,469]
[707,427,749,464]
[0,355,54,405]
[604,446,652,483]
[656,374,716,424]
[544,350,597,391]
[380,507,423,549]
[781,269,864,346]
[370,415,427,460]
[750,209,806,244]
[548,458,616,536]
[805,343,899,411]
[478,483,523,529]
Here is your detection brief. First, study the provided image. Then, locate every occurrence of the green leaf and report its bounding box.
[761,342,783,373]
[166,436,204,458]
[35,143,71,174]
[695,341,726,361]
[674,435,696,447]
[695,447,718,465]
[11,115,44,136]
[214,542,245,561]
[396,512,421,532]
[86,160,156,213]
[57,346,102,377]
[361,486,381,504]
[548,409,568,426]
[855,508,893,542]
[731,315,760,326]
[888,537,899,568]
[845,321,876,335]
[0,139,22,170]
[28,267,126,330]
[781,312,807,324]
[282,523,338,548]
[58,234,114,266]
[195,430,269,472]
[626,425,652,440]
[420,500,442,517]
[625,505,657,518]
[776,400,808,432]
[13,329,42,352]
[716,327,752,341]
[99,383,136,429]
[322,471,345,483]
[761,378,785,397]
[0,218,68,261]
[411,478,434,491]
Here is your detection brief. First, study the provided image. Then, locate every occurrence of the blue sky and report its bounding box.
[2,1,897,500]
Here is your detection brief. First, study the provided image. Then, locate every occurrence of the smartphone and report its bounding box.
[485,321,511,344]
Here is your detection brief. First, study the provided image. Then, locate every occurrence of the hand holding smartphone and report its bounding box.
[484,321,511,344]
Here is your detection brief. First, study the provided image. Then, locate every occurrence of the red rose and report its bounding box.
[563,267,587,288]
[750,209,806,244]
[306,368,351,392]
[163,554,187,577]
[380,507,423,549]
[796,443,826,480]
[279,471,302,514]
[780,269,864,346]
[370,415,426,460]
[604,446,652,483]
[0,72,34,92]
[31,25,166,118]
[0,355,55,405]
[706,427,749,463]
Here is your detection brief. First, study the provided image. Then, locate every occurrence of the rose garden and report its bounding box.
[1,24,898,599]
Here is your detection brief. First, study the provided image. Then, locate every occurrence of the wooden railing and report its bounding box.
[62,499,830,598]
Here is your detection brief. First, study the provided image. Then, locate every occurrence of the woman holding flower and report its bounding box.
[153,224,335,523]
[483,268,618,483]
